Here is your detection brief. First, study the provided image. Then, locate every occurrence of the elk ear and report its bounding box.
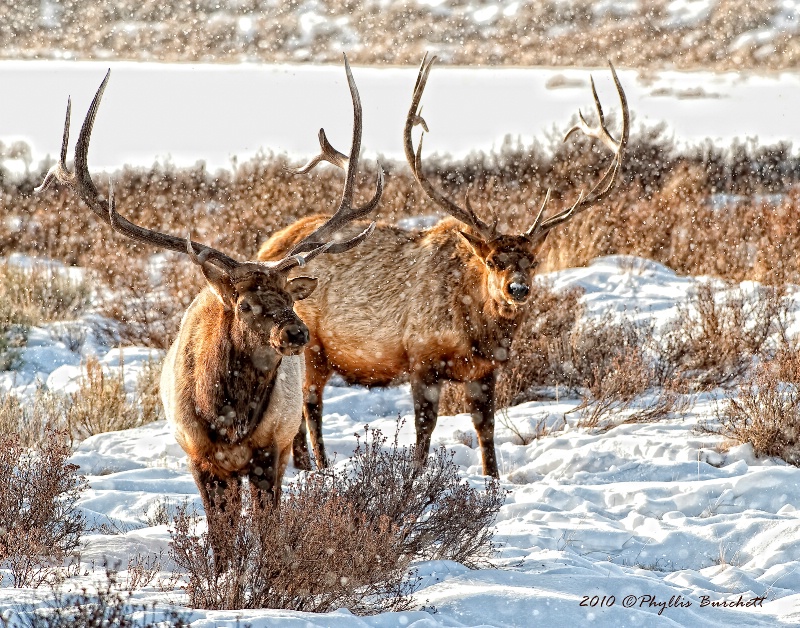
[198,263,237,311]
[286,276,318,301]
[458,231,492,260]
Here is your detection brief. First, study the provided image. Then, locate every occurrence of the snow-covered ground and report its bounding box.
[2,62,799,173]
[2,255,800,626]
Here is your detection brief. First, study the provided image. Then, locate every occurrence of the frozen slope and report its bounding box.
[2,255,799,625]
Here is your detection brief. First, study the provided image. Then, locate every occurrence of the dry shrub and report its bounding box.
[0,262,91,327]
[65,355,164,444]
[498,411,565,446]
[171,484,416,613]
[657,282,789,388]
[170,427,504,613]
[336,427,505,567]
[1,567,190,628]
[99,256,205,349]
[0,429,86,588]
[701,363,800,466]
[0,262,90,370]
[0,1,795,72]
[575,349,690,432]
[0,386,64,449]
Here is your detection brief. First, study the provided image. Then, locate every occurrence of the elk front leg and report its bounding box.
[411,372,442,471]
[466,371,499,478]
[189,462,242,571]
[248,445,279,509]
[295,343,331,470]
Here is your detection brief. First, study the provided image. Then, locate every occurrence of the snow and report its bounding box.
[2,256,800,625]
[4,62,800,175]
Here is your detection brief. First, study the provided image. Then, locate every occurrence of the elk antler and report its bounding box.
[37,58,381,276]
[404,55,629,244]
[403,54,496,240]
[527,62,629,239]
[285,54,384,259]
[36,71,241,272]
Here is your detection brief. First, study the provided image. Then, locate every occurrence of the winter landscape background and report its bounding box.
[1,1,800,627]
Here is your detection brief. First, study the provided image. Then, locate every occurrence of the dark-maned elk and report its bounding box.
[36,57,383,558]
[259,55,628,478]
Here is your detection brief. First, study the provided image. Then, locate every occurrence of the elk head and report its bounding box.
[36,55,383,364]
[404,54,629,316]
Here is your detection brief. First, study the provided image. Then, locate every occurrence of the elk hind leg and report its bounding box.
[296,343,331,470]
[411,372,442,472]
[466,372,499,478]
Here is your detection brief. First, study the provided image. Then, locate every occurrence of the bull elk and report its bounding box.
[258,55,628,478]
[37,57,383,558]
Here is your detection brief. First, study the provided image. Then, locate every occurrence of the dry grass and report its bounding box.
[655,282,790,388]
[170,427,504,612]
[1,1,796,71]
[701,363,800,466]
[0,262,91,369]
[0,429,86,588]
[65,356,163,445]
[0,262,91,327]
[0,356,164,447]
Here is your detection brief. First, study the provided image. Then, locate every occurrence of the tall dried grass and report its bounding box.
[1,1,796,71]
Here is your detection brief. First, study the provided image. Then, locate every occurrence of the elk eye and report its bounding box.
[485,259,495,270]
[239,301,251,313]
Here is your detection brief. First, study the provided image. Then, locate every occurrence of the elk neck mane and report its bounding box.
[188,290,282,445]
[433,219,522,363]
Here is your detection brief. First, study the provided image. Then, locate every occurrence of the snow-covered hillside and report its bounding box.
[2,255,799,626]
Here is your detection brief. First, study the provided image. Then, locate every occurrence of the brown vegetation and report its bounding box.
[0,429,86,588]
[702,362,800,466]
[169,427,503,612]
[1,1,795,71]
[0,357,164,447]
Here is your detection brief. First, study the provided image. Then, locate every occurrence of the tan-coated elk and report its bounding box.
[37,57,383,560]
[259,55,628,478]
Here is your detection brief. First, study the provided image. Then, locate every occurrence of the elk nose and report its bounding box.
[508,282,530,301]
[282,324,309,347]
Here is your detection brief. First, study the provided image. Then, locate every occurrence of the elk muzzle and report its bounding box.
[506,275,531,303]
[272,320,310,355]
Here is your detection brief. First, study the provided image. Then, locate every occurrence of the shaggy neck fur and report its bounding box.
[193,297,282,445]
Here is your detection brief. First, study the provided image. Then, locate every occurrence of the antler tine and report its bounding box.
[274,222,376,273]
[36,70,241,272]
[532,62,629,237]
[524,188,551,238]
[404,54,495,240]
[288,54,384,257]
[34,96,73,193]
[288,128,349,175]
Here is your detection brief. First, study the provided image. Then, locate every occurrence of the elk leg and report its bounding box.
[248,445,279,508]
[411,372,442,471]
[190,462,242,571]
[466,372,499,478]
[296,343,331,470]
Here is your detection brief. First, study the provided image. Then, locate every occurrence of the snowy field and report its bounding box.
[2,61,800,173]
[2,59,800,626]
[1,254,800,626]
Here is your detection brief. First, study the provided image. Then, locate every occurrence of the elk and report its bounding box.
[36,57,383,558]
[259,55,628,478]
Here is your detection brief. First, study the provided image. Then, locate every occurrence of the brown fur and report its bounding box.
[161,262,315,561]
[258,215,549,477]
